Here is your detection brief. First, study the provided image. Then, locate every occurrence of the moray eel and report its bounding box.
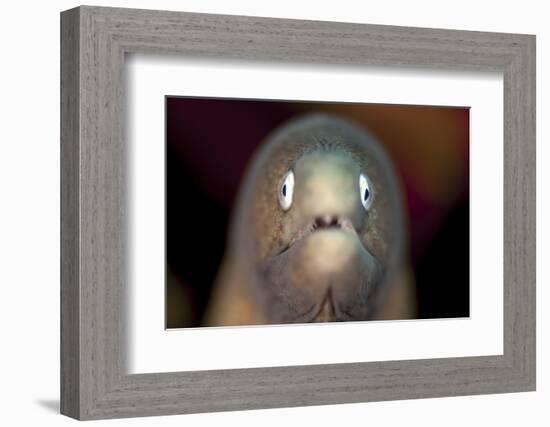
[206,114,416,326]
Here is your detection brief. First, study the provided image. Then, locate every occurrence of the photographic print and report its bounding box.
[60,7,535,419]
[165,98,470,328]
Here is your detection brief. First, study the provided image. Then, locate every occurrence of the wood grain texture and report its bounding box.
[60,7,80,419]
[60,5,536,420]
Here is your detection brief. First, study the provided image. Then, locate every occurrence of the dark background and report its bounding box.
[166,97,470,328]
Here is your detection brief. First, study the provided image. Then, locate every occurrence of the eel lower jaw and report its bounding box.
[311,289,336,322]
[294,288,375,323]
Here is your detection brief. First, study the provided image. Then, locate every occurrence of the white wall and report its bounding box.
[0,0,546,425]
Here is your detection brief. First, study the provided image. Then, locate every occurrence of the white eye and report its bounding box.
[359,173,373,210]
[279,170,295,211]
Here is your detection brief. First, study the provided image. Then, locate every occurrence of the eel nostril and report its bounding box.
[315,215,341,229]
[316,216,328,227]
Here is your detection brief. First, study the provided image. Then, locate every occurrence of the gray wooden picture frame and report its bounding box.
[60,5,536,420]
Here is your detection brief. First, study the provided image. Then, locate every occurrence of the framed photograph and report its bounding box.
[60,5,536,420]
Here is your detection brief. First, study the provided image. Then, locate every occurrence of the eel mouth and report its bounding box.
[276,215,357,256]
